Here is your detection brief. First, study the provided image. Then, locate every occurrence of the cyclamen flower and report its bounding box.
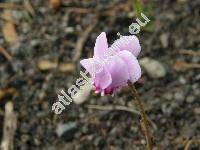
[80,32,141,95]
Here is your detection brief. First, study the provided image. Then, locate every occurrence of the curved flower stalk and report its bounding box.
[80,32,153,150]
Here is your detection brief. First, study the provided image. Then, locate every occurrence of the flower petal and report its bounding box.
[81,57,112,91]
[94,67,112,90]
[110,35,141,57]
[117,50,141,83]
[106,55,130,88]
[94,32,108,58]
[80,58,96,78]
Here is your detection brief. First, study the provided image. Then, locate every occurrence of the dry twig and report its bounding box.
[1,102,17,150]
[174,60,200,71]
[179,49,200,57]
[64,1,130,16]
[24,0,35,17]
[184,139,200,150]
[73,17,98,62]
[67,7,94,14]
[0,46,12,61]
[0,3,24,9]
[0,2,35,16]
[184,140,193,150]
[87,104,140,115]
[87,104,157,131]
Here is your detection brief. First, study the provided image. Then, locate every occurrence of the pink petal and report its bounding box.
[80,58,96,78]
[94,67,112,90]
[94,32,108,58]
[81,57,107,77]
[117,50,141,83]
[81,58,112,90]
[106,55,130,89]
[110,35,141,57]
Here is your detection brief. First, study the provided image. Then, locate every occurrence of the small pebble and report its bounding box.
[193,108,200,114]
[186,95,195,103]
[174,92,184,102]
[160,33,169,48]
[37,60,57,71]
[56,122,78,140]
[163,92,173,100]
[140,57,166,78]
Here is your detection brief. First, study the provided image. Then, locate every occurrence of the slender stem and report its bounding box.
[128,81,153,150]
[0,46,12,61]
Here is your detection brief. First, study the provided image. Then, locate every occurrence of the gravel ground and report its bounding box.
[0,0,199,149]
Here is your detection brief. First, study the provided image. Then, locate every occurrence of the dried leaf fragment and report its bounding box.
[2,10,18,44]
[1,101,17,150]
[0,88,17,100]
[173,60,200,71]
[58,63,75,73]
[193,107,200,115]
[37,60,57,71]
[49,0,61,10]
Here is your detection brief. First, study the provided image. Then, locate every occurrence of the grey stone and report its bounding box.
[56,122,78,140]
[174,92,184,102]
[163,92,173,100]
[179,76,186,84]
[12,10,23,20]
[140,57,166,78]
[186,95,195,103]
[160,33,169,48]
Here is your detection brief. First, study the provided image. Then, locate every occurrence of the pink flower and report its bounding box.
[110,34,141,57]
[80,32,141,95]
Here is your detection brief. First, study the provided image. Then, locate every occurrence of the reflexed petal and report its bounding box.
[94,67,112,90]
[80,58,96,77]
[110,35,141,57]
[94,32,108,58]
[117,50,141,83]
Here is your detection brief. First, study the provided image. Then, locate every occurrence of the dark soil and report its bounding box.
[0,0,199,149]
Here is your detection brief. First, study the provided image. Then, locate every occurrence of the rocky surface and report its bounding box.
[0,0,199,149]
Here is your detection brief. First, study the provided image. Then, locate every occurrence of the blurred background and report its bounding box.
[0,0,199,149]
